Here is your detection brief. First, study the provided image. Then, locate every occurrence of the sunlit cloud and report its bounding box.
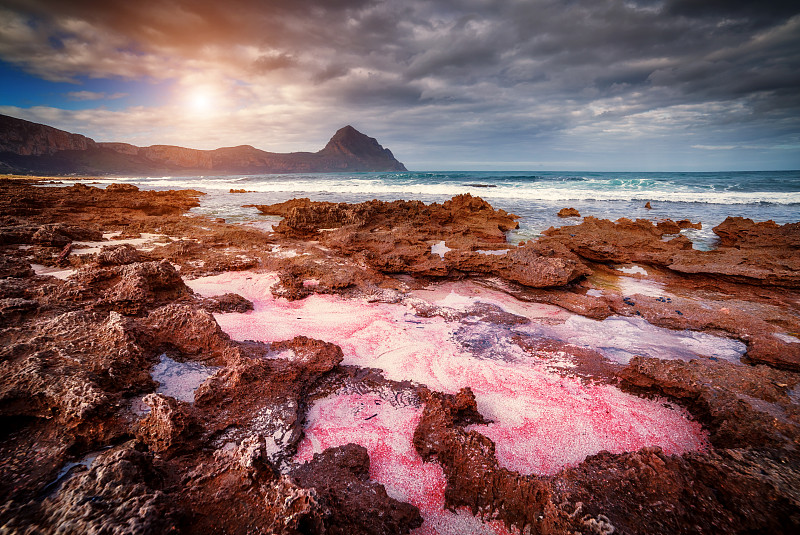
[66,90,128,101]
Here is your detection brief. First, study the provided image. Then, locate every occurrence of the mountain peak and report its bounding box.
[320,126,391,157]
[316,125,406,171]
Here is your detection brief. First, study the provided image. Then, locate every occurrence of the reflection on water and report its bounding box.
[152,353,220,403]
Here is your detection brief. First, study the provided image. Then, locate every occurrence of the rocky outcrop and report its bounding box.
[2,180,800,534]
[554,447,800,535]
[620,356,800,449]
[412,385,800,535]
[257,194,590,289]
[35,444,178,534]
[290,444,423,534]
[713,217,800,248]
[543,215,800,287]
[0,114,406,175]
[541,216,697,265]
[557,207,580,217]
[136,394,200,454]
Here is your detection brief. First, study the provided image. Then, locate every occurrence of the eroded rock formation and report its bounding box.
[256,194,592,289]
[1,180,799,534]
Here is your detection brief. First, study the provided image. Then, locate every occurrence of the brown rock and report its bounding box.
[101,260,191,314]
[555,447,800,535]
[557,207,580,217]
[619,356,800,449]
[544,215,800,287]
[135,393,200,455]
[256,195,594,289]
[290,443,423,534]
[543,216,694,264]
[413,388,564,534]
[35,443,178,534]
[96,243,141,265]
[144,304,232,361]
[0,255,34,278]
[201,292,254,313]
[713,217,800,248]
[104,183,139,193]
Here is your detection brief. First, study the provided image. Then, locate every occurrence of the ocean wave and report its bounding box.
[88,172,800,206]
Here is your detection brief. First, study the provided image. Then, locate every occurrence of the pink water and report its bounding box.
[295,392,515,535]
[186,271,709,532]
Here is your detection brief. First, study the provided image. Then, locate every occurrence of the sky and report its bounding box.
[0,0,799,171]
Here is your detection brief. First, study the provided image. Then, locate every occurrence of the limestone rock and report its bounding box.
[558,207,580,217]
[290,443,423,534]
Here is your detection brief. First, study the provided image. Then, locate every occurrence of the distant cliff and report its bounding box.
[0,115,407,175]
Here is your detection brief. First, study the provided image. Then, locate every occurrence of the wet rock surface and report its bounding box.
[543,215,800,287]
[255,194,594,288]
[1,180,800,534]
[290,444,423,534]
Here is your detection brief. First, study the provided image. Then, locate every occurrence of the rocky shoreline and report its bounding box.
[1,179,799,534]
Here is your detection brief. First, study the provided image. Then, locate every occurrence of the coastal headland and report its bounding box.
[1,179,799,534]
[0,114,407,175]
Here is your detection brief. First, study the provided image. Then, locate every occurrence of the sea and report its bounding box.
[86,170,800,250]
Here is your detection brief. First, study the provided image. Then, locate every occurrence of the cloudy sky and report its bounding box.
[1,0,798,171]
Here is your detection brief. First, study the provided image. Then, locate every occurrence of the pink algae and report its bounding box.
[186,271,708,529]
[296,392,515,535]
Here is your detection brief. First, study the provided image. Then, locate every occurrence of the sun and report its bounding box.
[189,91,212,112]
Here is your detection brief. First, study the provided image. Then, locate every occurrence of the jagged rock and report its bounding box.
[620,356,800,449]
[0,310,148,425]
[713,217,800,248]
[256,195,591,288]
[96,243,142,265]
[105,183,140,193]
[201,292,254,313]
[101,260,191,314]
[554,447,800,535]
[449,240,592,287]
[38,443,178,534]
[0,255,34,278]
[544,215,800,287]
[557,207,580,217]
[413,388,566,533]
[290,443,423,534]
[542,216,695,265]
[136,394,200,455]
[143,304,232,361]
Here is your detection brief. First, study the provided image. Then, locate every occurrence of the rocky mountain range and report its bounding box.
[0,114,407,175]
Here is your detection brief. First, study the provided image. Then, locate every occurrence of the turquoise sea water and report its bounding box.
[91,170,800,249]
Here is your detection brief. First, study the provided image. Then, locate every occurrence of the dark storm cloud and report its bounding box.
[1,0,798,168]
[665,0,800,26]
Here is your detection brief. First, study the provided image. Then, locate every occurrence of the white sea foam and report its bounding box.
[86,174,800,205]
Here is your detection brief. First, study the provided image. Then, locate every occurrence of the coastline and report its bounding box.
[1,179,799,533]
